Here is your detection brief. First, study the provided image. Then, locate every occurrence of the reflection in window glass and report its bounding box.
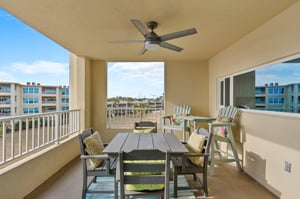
[219,57,300,113]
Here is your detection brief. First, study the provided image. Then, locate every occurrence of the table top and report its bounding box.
[103,133,188,155]
[180,115,215,122]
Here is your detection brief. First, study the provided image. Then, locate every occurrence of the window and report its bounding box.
[23,87,39,94]
[61,106,69,111]
[218,56,300,113]
[61,89,69,95]
[23,107,39,114]
[43,89,56,94]
[218,77,231,106]
[61,98,69,103]
[0,86,10,92]
[23,97,39,104]
[0,97,10,104]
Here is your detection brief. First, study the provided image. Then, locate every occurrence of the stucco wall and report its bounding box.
[209,2,300,198]
[0,135,79,199]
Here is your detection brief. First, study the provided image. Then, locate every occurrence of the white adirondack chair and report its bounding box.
[208,105,243,175]
[161,104,191,140]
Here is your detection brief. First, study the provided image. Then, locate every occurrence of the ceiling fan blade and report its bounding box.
[160,28,197,42]
[160,42,183,52]
[139,47,147,55]
[109,40,144,44]
[131,19,150,36]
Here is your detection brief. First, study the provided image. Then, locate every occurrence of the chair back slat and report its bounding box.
[218,105,238,119]
[134,121,157,132]
[173,104,191,115]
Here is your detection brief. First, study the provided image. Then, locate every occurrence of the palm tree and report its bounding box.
[133,103,149,121]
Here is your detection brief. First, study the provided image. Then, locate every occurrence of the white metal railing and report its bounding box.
[107,107,163,128]
[0,109,80,165]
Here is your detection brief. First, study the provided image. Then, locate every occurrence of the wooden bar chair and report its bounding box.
[78,128,118,199]
[172,128,212,197]
[117,149,170,199]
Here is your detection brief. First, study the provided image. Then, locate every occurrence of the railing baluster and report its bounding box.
[10,120,14,159]
[25,118,29,153]
[18,119,22,156]
[32,117,35,150]
[55,114,59,144]
[37,116,40,147]
[42,116,45,146]
[2,122,6,163]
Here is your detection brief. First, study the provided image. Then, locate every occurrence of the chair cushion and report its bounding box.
[186,131,206,165]
[125,160,164,191]
[126,183,164,191]
[133,127,155,133]
[172,114,187,125]
[213,117,232,136]
[83,131,104,168]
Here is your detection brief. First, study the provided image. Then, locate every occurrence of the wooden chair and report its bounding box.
[208,105,243,175]
[117,149,170,199]
[78,128,118,199]
[161,104,191,139]
[172,128,212,197]
[134,121,157,133]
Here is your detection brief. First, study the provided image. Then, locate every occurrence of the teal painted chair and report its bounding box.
[161,104,191,140]
[208,106,243,175]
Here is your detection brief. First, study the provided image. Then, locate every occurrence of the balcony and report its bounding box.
[1,1,300,198]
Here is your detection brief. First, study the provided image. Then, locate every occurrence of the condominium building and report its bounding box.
[255,82,300,113]
[0,82,69,117]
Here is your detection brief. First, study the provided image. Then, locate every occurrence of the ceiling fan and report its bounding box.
[110,19,197,54]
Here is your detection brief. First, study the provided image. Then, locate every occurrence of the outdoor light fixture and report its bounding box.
[144,40,160,50]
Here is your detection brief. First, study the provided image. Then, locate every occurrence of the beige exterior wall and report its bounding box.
[209,2,300,198]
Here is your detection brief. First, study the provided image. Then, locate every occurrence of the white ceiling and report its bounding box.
[0,0,298,61]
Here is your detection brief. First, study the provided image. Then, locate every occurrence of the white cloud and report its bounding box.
[10,61,68,75]
[0,71,16,82]
[107,62,164,98]
[108,62,163,82]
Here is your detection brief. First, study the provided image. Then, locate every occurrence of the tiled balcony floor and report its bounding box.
[25,157,278,199]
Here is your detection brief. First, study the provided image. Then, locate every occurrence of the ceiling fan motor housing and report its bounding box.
[147,21,158,30]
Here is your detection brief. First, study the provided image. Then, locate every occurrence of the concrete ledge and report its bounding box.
[0,134,80,198]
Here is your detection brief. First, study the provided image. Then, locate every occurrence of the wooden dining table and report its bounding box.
[103,132,188,156]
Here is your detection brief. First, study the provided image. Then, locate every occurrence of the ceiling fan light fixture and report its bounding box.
[145,40,160,50]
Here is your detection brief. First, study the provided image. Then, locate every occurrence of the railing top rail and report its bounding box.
[0,109,80,122]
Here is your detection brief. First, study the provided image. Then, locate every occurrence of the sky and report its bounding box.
[255,62,300,86]
[107,62,164,98]
[0,8,69,86]
[0,8,164,98]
